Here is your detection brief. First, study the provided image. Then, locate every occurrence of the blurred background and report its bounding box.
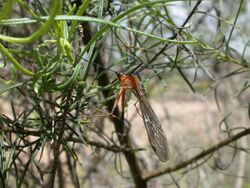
[0,0,250,187]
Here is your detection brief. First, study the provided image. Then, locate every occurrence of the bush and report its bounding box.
[0,0,249,187]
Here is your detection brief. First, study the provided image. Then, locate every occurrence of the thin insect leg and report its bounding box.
[73,52,120,75]
[109,26,146,75]
[114,150,130,179]
[87,104,120,119]
[133,100,143,118]
[121,89,126,120]
[111,88,125,115]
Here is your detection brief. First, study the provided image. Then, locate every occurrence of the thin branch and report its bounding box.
[0,125,44,136]
[143,128,250,180]
[225,0,244,55]
[68,137,144,153]
[149,0,203,64]
[0,125,142,153]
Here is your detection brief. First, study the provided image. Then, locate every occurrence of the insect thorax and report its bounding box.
[119,75,138,89]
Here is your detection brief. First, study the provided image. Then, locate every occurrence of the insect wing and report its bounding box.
[134,88,169,162]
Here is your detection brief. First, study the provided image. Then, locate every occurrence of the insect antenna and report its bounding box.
[73,52,119,75]
[109,26,147,75]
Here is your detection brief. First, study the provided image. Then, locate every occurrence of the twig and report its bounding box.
[149,0,203,64]
[0,125,142,153]
[143,128,250,180]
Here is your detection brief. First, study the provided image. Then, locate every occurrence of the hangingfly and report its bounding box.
[111,74,169,162]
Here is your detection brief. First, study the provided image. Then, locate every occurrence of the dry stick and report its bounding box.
[48,90,72,188]
[143,128,250,180]
[70,138,144,153]
[81,23,147,187]
[0,125,142,153]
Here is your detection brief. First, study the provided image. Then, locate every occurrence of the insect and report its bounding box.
[111,73,169,162]
[79,26,169,161]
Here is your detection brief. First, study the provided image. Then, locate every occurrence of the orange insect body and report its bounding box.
[111,74,169,162]
[119,74,139,89]
[111,74,139,115]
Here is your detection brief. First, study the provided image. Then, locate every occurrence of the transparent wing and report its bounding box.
[133,87,169,162]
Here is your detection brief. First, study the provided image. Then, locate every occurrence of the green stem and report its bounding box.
[0,0,14,20]
[0,0,60,44]
[0,43,34,76]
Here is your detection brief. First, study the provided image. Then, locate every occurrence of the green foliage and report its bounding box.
[0,0,249,187]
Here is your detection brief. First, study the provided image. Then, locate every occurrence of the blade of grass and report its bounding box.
[0,43,35,76]
[0,0,14,20]
[0,0,60,44]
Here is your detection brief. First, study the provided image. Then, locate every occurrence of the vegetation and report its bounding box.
[0,0,249,187]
